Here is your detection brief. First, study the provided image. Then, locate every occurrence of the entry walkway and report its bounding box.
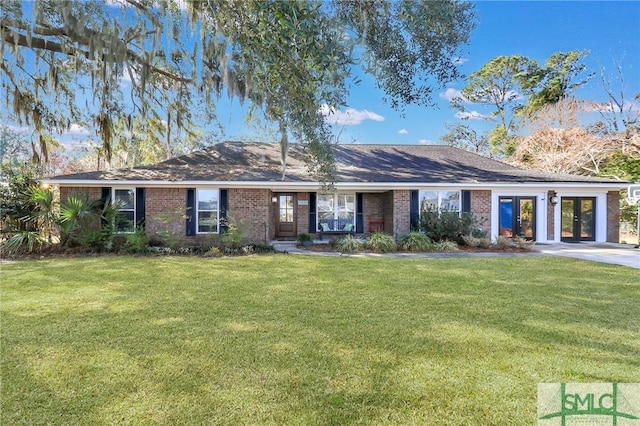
[271,241,640,269]
[536,242,639,269]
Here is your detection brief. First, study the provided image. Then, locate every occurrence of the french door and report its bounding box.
[499,197,536,240]
[561,197,595,242]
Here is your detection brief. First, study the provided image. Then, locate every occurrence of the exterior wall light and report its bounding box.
[271,196,278,203]
[549,192,559,206]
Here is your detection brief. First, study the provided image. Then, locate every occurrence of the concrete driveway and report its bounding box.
[536,242,640,269]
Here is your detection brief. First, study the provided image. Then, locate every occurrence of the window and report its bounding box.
[197,189,219,233]
[317,193,355,231]
[279,195,294,223]
[113,188,136,232]
[419,190,461,214]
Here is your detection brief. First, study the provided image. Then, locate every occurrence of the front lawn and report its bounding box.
[1,255,638,425]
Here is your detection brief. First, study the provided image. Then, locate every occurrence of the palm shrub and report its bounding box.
[59,194,122,250]
[334,235,364,253]
[0,163,58,254]
[59,194,100,247]
[25,185,59,244]
[398,231,432,252]
[2,231,46,255]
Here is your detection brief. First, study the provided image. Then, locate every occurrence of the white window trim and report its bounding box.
[196,188,220,234]
[419,190,462,214]
[316,193,356,231]
[112,188,136,233]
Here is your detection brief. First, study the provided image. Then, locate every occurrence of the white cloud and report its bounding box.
[3,125,30,133]
[398,129,409,135]
[455,111,487,120]
[418,139,435,145]
[319,104,384,126]
[63,124,90,136]
[452,57,468,66]
[582,100,640,113]
[440,88,466,102]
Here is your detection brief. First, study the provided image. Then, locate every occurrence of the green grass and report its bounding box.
[1,255,638,425]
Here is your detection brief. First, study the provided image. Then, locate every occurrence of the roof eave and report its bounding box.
[40,178,630,191]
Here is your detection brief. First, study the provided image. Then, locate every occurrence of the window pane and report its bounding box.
[441,191,460,212]
[198,211,218,233]
[279,195,294,222]
[115,189,135,209]
[420,191,438,212]
[317,194,356,231]
[198,190,218,211]
[116,211,135,232]
[337,194,355,214]
[317,195,334,214]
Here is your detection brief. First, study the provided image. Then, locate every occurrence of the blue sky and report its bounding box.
[317,0,640,146]
[6,1,640,150]
[307,0,640,146]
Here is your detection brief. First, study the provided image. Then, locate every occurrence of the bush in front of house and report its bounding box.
[334,235,364,253]
[398,231,433,252]
[461,235,492,248]
[296,233,313,246]
[363,232,396,253]
[433,241,460,252]
[419,209,486,243]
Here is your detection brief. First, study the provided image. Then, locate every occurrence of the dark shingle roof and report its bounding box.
[47,142,624,184]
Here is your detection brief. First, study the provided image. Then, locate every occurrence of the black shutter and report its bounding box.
[219,189,228,233]
[410,190,419,230]
[101,187,111,204]
[136,188,145,229]
[186,189,196,236]
[308,192,316,233]
[461,190,471,213]
[356,193,364,233]
[101,187,111,227]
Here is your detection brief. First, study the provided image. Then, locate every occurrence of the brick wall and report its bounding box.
[59,186,102,202]
[470,190,491,235]
[607,191,620,243]
[392,190,411,239]
[145,187,186,241]
[546,191,555,241]
[228,188,271,243]
[58,186,104,231]
[383,191,394,235]
[363,193,385,234]
[296,192,309,237]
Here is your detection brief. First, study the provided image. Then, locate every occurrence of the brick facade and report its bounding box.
[145,188,186,241]
[392,190,411,239]
[607,191,620,243]
[470,190,491,235]
[228,188,271,243]
[363,193,385,234]
[54,185,622,245]
[59,186,102,202]
[546,191,555,241]
[295,192,309,238]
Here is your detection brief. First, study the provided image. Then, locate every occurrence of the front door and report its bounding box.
[561,197,595,242]
[275,193,296,238]
[499,196,536,240]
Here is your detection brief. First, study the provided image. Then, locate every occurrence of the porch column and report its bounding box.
[607,191,620,243]
[392,190,411,239]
